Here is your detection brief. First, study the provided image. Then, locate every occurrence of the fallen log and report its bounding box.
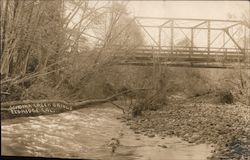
[1,88,151,120]
[1,92,10,95]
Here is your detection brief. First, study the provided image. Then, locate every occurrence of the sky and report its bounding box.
[125,1,249,47]
[84,1,249,48]
[127,1,249,20]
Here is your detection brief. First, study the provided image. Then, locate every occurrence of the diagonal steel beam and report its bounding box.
[210,31,223,46]
[218,28,240,50]
[174,21,192,47]
[225,22,241,30]
[224,29,244,54]
[160,20,171,27]
[193,21,207,28]
[135,19,159,45]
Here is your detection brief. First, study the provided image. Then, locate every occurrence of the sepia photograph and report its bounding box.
[1,0,250,160]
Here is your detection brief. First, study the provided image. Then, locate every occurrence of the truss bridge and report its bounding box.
[105,17,250,69]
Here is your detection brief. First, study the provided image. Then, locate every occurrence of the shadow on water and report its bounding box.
[1,103,213,160]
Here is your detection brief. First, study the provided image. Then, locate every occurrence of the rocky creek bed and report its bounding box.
[2,103,213,160]
[1,94,249,160]
[120,98,250,160]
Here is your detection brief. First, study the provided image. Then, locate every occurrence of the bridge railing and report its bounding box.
[95,44,250,61]
[126,46,249,57]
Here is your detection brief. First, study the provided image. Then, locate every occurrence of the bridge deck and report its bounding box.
[107,46,250,69]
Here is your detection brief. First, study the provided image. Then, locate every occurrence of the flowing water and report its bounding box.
[1,104,213,160]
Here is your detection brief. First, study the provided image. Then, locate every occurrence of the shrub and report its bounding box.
[220,91,234,104]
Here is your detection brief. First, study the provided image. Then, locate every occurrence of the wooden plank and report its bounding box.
[132,49,244,55]
[116,61,250,69]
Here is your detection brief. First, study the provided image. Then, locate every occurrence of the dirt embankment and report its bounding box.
[121,96,250,160]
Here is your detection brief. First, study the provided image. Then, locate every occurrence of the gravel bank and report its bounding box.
[121,99,250,160]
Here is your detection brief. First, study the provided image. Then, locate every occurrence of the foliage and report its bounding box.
[0,0,145,102]
[219,90,234,104]
[1,0,65,77]
[1,1,248,111]
[220,69,250,105]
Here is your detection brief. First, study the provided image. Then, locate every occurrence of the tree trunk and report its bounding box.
[1,89,150,120]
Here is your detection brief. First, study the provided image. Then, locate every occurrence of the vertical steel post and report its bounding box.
[222,30,226,64]
[152,45,157,90]
[244,26,247,51]
[207,21,211,60]
[157,27,162,89]
[159,27,162,55]
[249,25,250,61]
[190,28,194,58]
[170,20,174,54]
[223,30,226,49]
[243,26,247,63]
[158,27,162,65]
[158,27,162,81]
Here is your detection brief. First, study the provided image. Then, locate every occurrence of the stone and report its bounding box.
[190,133,200,142]
[161,145,168,148]
[158,144,168,148]
[126,117,131,121]
[148,134,155,138]
[130,125,138,130]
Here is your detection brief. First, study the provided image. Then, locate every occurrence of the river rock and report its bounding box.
[148,134,155,138]
[126,117,131,121]
[121,119,126,123]
[124,99,250,160]
[126,122,131,126]
[191,133,200,141]
[130,125,138,130]
[183,133,189,139]
[158,144,168,148]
